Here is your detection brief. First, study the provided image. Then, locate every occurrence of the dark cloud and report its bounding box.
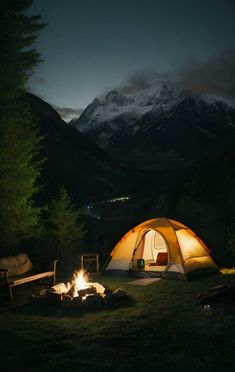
[119,70,170,93]
[121,71,154,92]
[120,48,235,106]
[52,105,84,122]
[173,48,235,103]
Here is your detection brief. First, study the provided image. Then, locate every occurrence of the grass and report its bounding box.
[0,273,235,371]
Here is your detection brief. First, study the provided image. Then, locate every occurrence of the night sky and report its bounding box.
[28,0,235,120]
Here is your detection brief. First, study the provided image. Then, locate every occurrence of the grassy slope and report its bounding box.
[0,274,235,372]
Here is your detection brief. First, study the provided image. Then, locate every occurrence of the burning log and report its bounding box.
[78,286,96,298]
[67,284,78,298]
[87,282,105,294]
[51,283,67,295]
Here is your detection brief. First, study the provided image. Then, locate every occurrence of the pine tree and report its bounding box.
[0,0,45,254]
[0,0,45,102]
[48,186,86,260]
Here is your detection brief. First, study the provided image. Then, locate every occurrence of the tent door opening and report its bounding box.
[132,229,168,272]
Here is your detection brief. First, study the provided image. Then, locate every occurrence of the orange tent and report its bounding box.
[103,218,218,280]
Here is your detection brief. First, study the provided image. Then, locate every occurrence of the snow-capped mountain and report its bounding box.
[71,83,235,170]
[72,83,182,145]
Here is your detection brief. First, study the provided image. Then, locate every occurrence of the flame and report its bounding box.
[57,269,105,301]
[73,270,88,291]
[64,270,90,299]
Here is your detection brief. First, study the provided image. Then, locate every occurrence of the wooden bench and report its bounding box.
[0,253,57,301]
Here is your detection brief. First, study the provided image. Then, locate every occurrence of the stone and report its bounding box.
[112,288,127,299]
[61,294,73,306]
[46,291,62,304]
[31,289,47,304]
[71,296,83,308]
[103,285,112,294]
[84,294,103,309]
[102,293,115,306]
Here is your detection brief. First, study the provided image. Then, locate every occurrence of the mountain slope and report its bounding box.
[27,93,131,203]
[72,84,235,170]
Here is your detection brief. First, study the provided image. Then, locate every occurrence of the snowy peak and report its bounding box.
[70,82,235,170]
[72,82,187,133]
[104,90,134,105]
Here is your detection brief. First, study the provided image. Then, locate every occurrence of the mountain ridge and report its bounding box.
[27,93,132,204]
[71,83,235,170]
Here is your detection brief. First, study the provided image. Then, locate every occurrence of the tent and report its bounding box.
[103,218,219,280]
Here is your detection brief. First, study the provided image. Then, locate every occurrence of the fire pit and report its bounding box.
[32,270,128,309]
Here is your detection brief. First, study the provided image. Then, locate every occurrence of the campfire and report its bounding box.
[32,269,127,309]
[47,270,106,306]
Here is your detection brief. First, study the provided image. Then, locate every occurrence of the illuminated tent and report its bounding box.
[103,218,218,280]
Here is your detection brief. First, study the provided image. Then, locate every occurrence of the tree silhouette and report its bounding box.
[48,186,86,260]
[0,0,46,253]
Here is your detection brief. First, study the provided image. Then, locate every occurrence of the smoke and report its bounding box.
[120,48,235,105]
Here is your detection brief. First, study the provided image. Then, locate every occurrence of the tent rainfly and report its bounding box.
[103,218,219,280]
